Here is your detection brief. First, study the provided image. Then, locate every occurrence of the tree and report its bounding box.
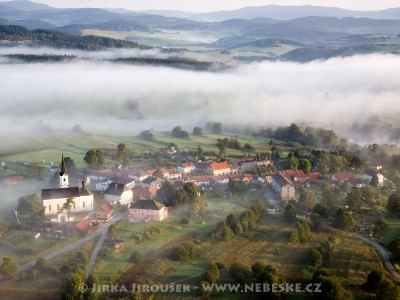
[309,249,323,268]
[129,251,144,263]
[211,122,223,134]
[322,190,335,209]
[0,257,18,278]
[212,221,234,241]
[334,208,355,231]
[171,126,189,139]
[16,194,44,223]
[387,192,400,217]
[298,191,316,211]
[0,221,9,235]
[346,187,361,212]
[62,272,84,300]
[388,238,400,263]
[35,257,47,270]
[63,157,76,172]
[139,130,155,141]
[197,145,203,157]
[116,143,129,166]
[229,262,251,284]
[288,156,299,170]
[152,168,165,179]
[299,158,312,174]
[204,262,220,284]
[376,277,399,300]
[226,214,242,234]
[84,149,104,168]
[313,203,329,219]
[361,186,375,204]
[83,274,98,300]
[192,127,204,136]
[216,138,227,159]
[283,203,297,223]
[289,228,300,243]
[371,174,379,187]
[61,198,75,222]
[363,270,385,291]
[156,181,177,206]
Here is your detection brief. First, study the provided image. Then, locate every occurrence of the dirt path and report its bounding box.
[352,233,400,280]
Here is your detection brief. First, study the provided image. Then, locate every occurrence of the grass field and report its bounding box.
[384,219,400,245]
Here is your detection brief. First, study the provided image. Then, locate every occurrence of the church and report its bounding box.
[41,155,94,217]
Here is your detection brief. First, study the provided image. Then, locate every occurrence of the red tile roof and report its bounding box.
[101,202,114,215]
[332,172,354,181]
[76,218,97,234]
[210,162,230,171]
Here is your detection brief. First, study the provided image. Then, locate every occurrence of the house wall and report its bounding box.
[129,207,168,221]
[106,190,133,205]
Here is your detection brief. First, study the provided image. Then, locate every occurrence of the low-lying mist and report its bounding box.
[1,52,400,144]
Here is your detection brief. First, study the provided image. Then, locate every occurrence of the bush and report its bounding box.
[204,262,220,284]
[180,218,190,224]
[216,262,225,270]
[170,243,198,261]
[129,251,144,263]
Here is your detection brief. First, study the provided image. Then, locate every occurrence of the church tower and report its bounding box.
[59,154,69,188]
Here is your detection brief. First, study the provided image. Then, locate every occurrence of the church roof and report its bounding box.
[41,187,80,200]
[41,187,92,200]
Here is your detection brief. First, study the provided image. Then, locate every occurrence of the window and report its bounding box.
[49,205,51,212]
[57,204,59,210]
[83,201,85,208]
[64,178,66,182]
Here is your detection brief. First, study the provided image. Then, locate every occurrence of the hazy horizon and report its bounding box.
[1,0,400,13]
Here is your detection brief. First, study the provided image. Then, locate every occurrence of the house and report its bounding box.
[271,173,295,200]
[348,178,365,188]
[123,170,151,182]
[42,155,94,216]
[76,218,98,234]
[96,202,114,220]
[208,162,231,176]
[307,172,322,181]
[281,170,307,182]
[110,175,136,189]
[140,176,164,190]
[239,174,253,184]
[133,187,157,200]
[173,181,185,190]
[189,175,210,187]
[331,172,354,182]
[211,175,230,185]
[178,162,195,174]
[129,200,168,221]
[167,169,182,180]
[234,157,273,173]
[104,183,133,205]
[88,169,114,181]
[3,175,24,185]
[363,170,384,186]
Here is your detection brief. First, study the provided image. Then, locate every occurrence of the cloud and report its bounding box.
[0,53,400,143]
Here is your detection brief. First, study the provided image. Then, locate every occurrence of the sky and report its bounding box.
[2,0,400,12]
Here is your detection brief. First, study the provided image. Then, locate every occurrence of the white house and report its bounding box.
[208,162,231,176]
[178,162,195,174]
[41,155,94,217]
[104,183,133,205]
[363,170,384,186]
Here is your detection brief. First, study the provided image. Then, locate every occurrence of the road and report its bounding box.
[17,214,125,273]
[86,216,117,278]
[352,233,400,280]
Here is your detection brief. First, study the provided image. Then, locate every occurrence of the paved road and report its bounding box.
[352,233,400,280]
[17,214,125,273]
[86,214,124,278]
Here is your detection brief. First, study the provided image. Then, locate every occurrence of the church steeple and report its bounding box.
[59,154,69,188]
[60,153,68,176]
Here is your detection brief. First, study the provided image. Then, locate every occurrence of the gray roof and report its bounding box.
[272,173,294,188]
[131,200,165,210]
[41,187,91,200]
[105,183,127,196]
